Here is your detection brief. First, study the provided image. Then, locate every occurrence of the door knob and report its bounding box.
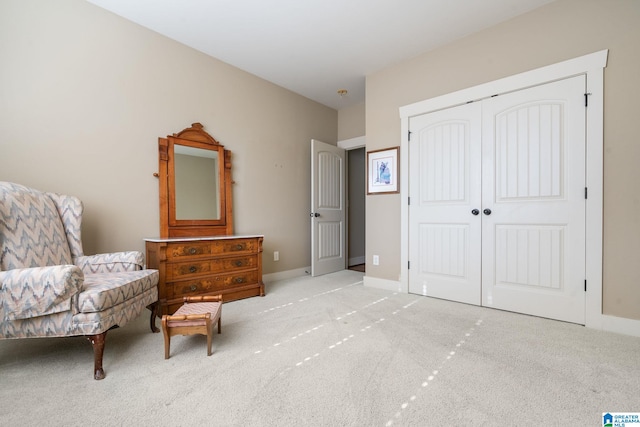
[483,209,492,215]
[310,212,320,217]
[471,209,480,216]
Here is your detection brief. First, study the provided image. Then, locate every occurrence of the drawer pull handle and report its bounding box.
[188,247,197,255]
[235,260,243,267]
[235,277,244,284]
[189,266,197,273]
[190,285,197,292]
[234,244,244,250]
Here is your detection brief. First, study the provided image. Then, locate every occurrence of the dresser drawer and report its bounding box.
[166,241,213,259]
[166,271,259,298]
[166,255,257,279]
[166,238,259,260]
[211,238,259,255]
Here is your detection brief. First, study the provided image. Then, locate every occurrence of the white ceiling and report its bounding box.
[86,0,555,110]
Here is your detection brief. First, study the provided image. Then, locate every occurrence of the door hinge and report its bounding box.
[408,197,411,205]
[585,187,588,199]
[584,92,592,107]
[408,261,410,269]
[408,131,412,141]
[584,280,587,292]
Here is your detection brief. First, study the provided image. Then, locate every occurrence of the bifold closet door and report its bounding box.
[481,76,586,324]
[408,102,482,305]
[408,76,586,324]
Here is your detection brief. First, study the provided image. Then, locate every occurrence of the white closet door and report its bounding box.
[481,76,586,324]
[408,102,482,305]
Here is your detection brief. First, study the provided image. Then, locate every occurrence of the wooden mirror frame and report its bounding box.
[158,123,233,238]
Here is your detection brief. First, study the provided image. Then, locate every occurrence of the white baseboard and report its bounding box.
[594,314,640,338]
[363,275,405,293]
[263,267,310,284]
[348,256,365,267]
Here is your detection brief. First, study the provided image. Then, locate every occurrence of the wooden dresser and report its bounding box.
[150,123,265,315]
[145,235,264,315]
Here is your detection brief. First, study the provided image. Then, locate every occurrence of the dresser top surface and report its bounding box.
[144,235,263,243]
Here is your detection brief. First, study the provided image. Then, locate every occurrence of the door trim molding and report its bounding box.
[398,50,630,334]
[338,135,365,150]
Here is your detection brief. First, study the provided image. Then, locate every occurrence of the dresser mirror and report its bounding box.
[157,123,234,237]
[173,144,221,221]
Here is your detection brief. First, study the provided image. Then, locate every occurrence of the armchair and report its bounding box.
[0,182,159,380]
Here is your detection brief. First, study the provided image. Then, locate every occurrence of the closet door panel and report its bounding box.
[481,75,586,324]
[408,102,482,305]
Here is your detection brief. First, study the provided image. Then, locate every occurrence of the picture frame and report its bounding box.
[367,146,399,194]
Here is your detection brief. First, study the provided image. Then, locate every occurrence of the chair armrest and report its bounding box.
[74,251,145,273]
[0,265,84,321]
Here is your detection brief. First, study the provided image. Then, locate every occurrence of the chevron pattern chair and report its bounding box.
[0,182,159,380]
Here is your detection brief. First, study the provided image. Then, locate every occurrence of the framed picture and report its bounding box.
[367,146,399,194]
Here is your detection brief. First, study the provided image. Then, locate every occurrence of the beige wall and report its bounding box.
[366,0,640,320]
[337,102,365,141]
[0,0,337,275]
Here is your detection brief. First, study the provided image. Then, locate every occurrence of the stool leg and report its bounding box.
[206,321,213,356]
[162,316,171,359]
[164,335,171,359]
[218,316,222,334]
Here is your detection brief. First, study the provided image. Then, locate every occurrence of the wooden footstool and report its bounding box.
[161,295,222,359]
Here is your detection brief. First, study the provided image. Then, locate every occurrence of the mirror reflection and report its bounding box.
[174,144,220,220]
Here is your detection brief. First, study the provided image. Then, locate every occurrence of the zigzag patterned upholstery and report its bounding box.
[1,183,73,269]
[0,182,159,379]
[47,192,84,259]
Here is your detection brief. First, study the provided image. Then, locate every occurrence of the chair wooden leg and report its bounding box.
[87,331,107,380]
[149,302,160,333]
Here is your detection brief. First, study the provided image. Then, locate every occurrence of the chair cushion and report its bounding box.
[168,302,221,327]
[77,269,159,313]
[0,182,72,270]
[1,285,158,338]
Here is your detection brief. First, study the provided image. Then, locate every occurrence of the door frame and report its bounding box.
[399,50,608,330]
[338,136,366,268]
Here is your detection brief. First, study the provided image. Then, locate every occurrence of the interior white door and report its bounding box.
[481,76,586,324]
[408,102,482,305]
[311,139,346,276]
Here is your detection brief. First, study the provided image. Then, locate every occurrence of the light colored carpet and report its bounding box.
[1,270,638,426]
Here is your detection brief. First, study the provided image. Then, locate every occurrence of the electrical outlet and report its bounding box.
[274,251,279,261]
[372,255,379,265]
